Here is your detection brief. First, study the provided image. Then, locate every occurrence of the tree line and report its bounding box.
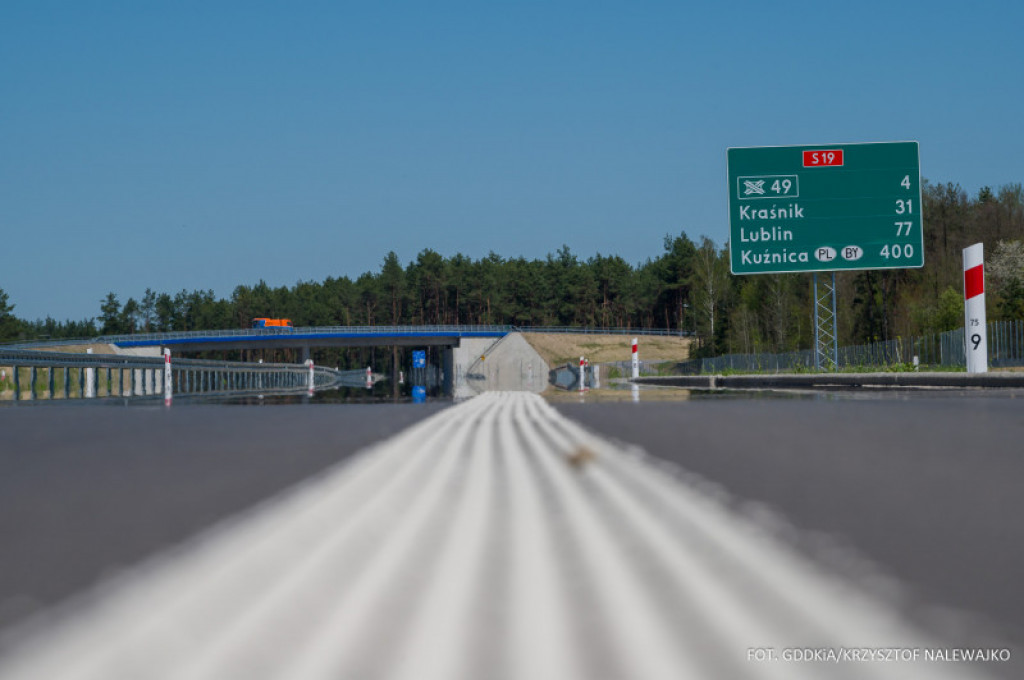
[2,179,1022,362]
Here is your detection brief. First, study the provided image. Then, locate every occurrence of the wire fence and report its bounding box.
[603,360,680,378]
[682,320,1024,374]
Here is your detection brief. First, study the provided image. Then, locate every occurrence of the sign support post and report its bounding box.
[812,272,838,372]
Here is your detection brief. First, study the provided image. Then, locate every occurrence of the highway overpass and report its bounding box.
[99,325,511,354]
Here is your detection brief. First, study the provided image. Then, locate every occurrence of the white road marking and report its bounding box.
[0,392,994,680]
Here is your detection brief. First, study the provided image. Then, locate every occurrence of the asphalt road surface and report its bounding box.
[0,390,1020,679]
[0,401,448,631]
[558,391,1024,656]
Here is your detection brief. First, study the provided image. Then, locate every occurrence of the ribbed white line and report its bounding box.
[498,393,583,680]
[509,393,701,680]
[175,397,497,680]
[530,395,988,680]
[522,394,810,680]
[383,395,498,680]
[276,395,501,680]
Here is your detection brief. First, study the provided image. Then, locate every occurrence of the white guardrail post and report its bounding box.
[85,348,95,398]
[164,348,173,406]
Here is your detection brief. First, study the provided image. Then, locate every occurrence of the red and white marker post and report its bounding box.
[306,359,315,396]
[963,243,988,373]
[163,348,173,406]
[578,356,587,393]
[366,366,373,389]
[631,337,639,380]
[85,348,95,398]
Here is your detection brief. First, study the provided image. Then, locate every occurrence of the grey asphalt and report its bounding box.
[0,401,448,631]
[557,392,1024,653]
[2,391,1022,673]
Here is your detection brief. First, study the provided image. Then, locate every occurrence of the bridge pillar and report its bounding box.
[299,346,310,364]
[442,345,454,396]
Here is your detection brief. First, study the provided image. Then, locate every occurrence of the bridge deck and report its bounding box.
[105,326,510,351]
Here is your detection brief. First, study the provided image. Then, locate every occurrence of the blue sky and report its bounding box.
[2,1,1022,321]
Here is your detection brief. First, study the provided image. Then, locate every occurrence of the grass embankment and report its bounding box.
[522,333,692,367]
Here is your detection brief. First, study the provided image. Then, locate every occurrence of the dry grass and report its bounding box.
[30,343,121,354]
[522,332,692,366]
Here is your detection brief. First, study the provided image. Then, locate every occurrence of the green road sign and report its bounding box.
[727,142,923,275]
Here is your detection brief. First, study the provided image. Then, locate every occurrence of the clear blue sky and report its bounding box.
[2,0,1022,322]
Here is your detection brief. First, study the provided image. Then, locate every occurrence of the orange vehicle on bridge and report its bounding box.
[251,318,294,328]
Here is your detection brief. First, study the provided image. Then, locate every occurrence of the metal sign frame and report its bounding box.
[727,141,924,372]
[727,141,924,276]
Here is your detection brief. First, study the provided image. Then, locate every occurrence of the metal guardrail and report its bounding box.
[0,349,345,402]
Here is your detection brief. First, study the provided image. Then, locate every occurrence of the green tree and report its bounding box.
[140,288,157,332]
[652,233,697,332]
[155,293,176,331]
[998,278,1024,320]
[379,251,406,324]
[590,254,632,327]
[690,237,729,352]
[933,286,963,332]
[99,292,123,334]
[0,288,22,340]
[356,272,379,325]
[121,298,140,334]
[407,249,447,324]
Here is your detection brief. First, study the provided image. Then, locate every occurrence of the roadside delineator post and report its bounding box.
[964,243,988,373]
[306,359,315,395]
[579,356,586,393]
[366,366,373,389]
[163,348,172,406]
[85,348,95,398]
[631,337,639,380]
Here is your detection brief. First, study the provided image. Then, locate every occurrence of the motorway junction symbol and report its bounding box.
[727,141,923,275]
